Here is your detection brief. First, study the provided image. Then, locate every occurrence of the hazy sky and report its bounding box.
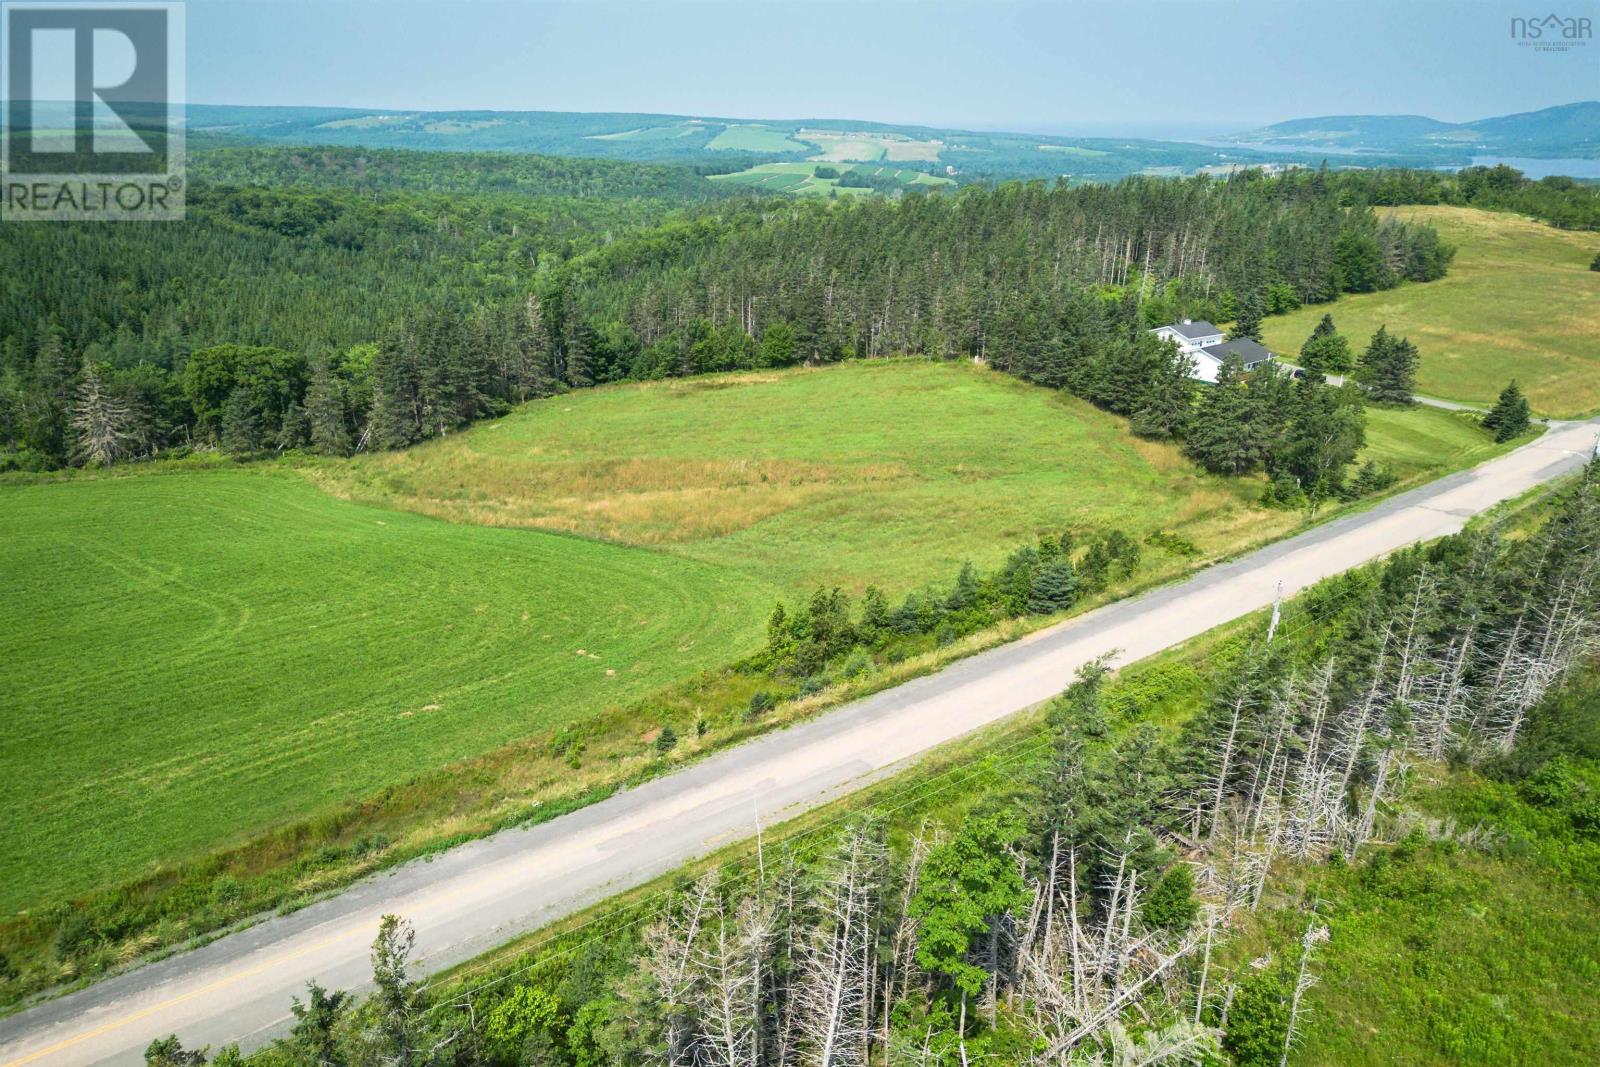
[188,0,1597,134]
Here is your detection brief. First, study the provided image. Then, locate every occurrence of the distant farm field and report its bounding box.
[709,161,953,197]
[1261,205,1600,417]
[0,472,772,911]
[706,123,808,153]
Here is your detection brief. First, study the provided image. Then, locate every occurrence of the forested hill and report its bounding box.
[186,141,741,200]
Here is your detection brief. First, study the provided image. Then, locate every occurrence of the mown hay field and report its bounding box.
[0,471,772,911]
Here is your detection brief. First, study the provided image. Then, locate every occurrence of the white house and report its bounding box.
[1151,319,1275,383]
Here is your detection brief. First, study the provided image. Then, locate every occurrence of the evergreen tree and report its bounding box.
[758,320,798,367]
[304,359,351,455]
[1356,326,1418,405]
[945,561,979,612]
[1027,556,1078,614]
[1184,356,1262,475]
[1130,344,1195,439]
[288,982,350,1067]
[1298,314,1351,375]
[1482,380,1532,442]
[1333,229,1384,292]
[858,585,890,637]
[1229,290,1266,341]
[276,400,309,451]
[219,387,264,453]
[1272,379,1367,503]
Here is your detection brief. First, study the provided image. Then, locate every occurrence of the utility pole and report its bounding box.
[1266,579,1284,643]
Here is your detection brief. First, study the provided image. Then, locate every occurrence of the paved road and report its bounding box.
[3,419,1596,1067]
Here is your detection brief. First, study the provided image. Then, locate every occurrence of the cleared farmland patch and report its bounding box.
[1261,205,1600,417]
[706,123,809,153]
[0,471,773,911]
[328,360,1296,598]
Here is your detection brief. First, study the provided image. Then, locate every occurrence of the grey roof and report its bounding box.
[1209,337,1275,365]
[1161,320,1224,341]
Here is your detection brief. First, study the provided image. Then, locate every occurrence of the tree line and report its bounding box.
[4,166,1460,506]
[145,459,1600,1066]
[1322,162,1600,231]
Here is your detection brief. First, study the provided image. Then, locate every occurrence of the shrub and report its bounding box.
[654,726,678,754]
[53,912,96,960]
[1141,863,1200,933]
[745,690,776,720]
[1145,529,1199,557]
[839,647,872,679]
[1350,460,1398,497]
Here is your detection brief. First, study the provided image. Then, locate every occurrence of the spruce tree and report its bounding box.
[1482,380,1531,442]
[1298,314,1351,375]
[220,387,264,453]
[1183,356,1261,475]
[1229,290,1265,342]
[305,359,350,455]
[1356,326,1418,405]
[1027,557,1078,614]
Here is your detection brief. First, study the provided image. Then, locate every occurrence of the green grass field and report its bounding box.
[705,123,809,153]
[1,361,1518,923]
[1262,206,1600,418]
[324,360,1304,598]
[0,471,772,912]
[1362,402,1525,483]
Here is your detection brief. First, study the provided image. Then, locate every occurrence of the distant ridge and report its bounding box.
[149,100,1600,181]
[1225,101,1600,158]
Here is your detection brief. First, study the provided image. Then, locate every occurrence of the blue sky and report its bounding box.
[188,0,1596,134]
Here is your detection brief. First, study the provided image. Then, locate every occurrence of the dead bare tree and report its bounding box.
[793,824,883,1067]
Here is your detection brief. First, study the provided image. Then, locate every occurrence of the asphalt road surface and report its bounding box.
[3,418,1595,1066]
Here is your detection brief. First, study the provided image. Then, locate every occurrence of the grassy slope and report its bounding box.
[1262,206,1600,418]
[319,361,1294,599]
[0,471,771,912]
[1231,750,1600,1066]
[1362,402,1526,483]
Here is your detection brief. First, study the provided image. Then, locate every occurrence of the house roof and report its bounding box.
[1210,337,1275,365]
[1160,320,1223,341]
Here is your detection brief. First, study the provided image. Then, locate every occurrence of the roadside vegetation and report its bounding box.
[145,460,1600,1067]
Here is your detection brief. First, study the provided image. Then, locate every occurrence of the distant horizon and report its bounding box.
[170,98,1594,146]
[181,2,1595,132]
